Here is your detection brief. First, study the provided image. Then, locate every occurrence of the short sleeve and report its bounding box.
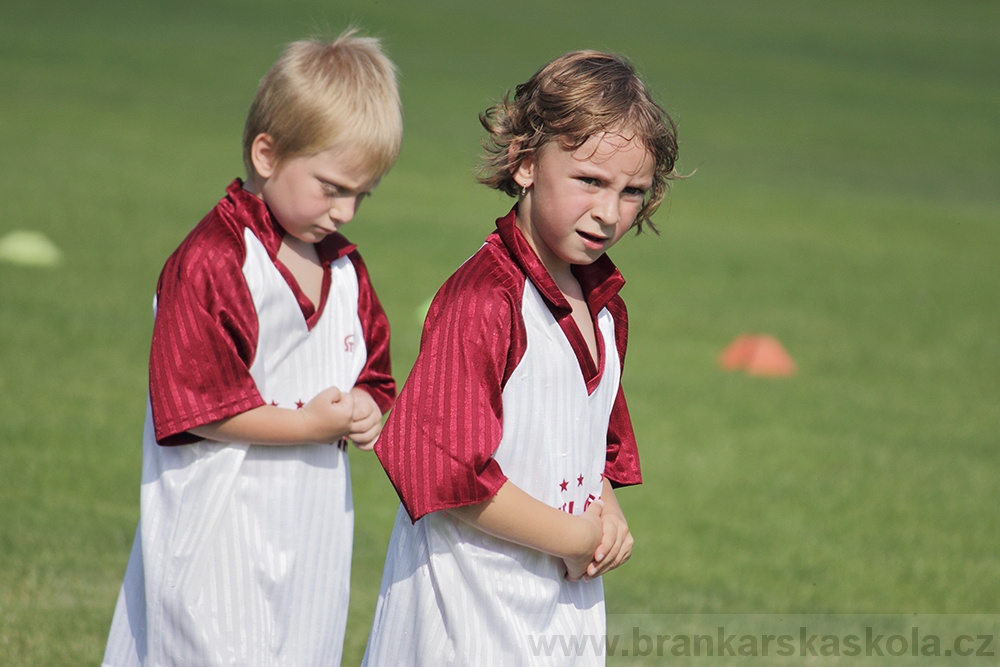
[604,386,642,486]
[149,223,264,445]
[603,294,642,486]
[348,251,395,413]
[375,246,525,521]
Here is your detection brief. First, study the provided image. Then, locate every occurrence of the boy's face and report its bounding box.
[256,141,380,244]
[514,132,654,280]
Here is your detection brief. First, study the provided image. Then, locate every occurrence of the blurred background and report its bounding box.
[1,0,997,664]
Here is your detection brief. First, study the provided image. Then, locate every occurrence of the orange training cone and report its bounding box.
[717,334,758,371]
[744,334,796,377]
[719,334,797,377]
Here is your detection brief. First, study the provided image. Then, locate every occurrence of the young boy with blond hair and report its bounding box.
[103,29,402,666]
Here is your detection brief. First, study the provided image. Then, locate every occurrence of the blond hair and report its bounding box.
[478,50,679,232]
[242,29,403,181]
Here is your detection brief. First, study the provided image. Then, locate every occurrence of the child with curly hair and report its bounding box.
[363,49,680,665]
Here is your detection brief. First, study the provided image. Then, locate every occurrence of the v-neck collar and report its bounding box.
[227,179,357,329]
[493,207,626,393]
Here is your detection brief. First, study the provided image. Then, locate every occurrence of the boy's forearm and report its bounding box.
[601,477,626,520]
[448,481,598,561]
[189,404,346,445]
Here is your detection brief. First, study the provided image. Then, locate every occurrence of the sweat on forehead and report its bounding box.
[562,130,652,174]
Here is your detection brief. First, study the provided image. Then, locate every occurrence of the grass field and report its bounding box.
[1,0,998,664]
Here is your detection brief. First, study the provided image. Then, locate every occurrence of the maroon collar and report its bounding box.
[492,206,626,317]
[225,179,357,267]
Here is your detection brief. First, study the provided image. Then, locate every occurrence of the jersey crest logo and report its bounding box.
[343,334,356,353]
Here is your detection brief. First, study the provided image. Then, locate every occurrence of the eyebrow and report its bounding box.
[576,166,652,192]
[318,177,373,196]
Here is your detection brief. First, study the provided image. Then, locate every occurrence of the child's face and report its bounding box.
[257,142,379,244]
[514,132,654,279]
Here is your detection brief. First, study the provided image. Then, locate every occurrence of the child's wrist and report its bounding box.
[296,406,344,444]
[294,408,319,442]
[566,513,601,560]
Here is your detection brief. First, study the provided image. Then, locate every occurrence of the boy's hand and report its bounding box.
[347,388,383,450]
[584,510,633,580]
[300,386,355,443]
[563,500,604,582]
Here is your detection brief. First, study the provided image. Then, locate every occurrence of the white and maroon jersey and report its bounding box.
[103,180,394,667]
[364,208,641,666]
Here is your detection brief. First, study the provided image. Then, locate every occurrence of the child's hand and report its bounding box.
[584,508,633,580]
[347,388,383,450]
[563,500,604,582]
[300,386,355,444]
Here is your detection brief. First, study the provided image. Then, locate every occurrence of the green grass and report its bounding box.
[1,0,998,664]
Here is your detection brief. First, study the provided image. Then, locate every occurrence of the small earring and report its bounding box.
[519,184,527,196]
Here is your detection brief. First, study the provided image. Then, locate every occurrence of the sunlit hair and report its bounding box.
[242,29,403,182]
[478,50,679,233]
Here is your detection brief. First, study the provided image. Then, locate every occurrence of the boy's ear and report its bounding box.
[513,147,536,190]
[250,133,278,179]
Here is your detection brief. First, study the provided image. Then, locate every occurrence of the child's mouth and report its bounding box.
[578,231,608,248]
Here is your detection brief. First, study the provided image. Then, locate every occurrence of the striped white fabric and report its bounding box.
[104,229,366,666]
[363,282,619,666]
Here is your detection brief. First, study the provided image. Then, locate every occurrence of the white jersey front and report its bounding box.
[363,282,620,666]
[104,230,366,666]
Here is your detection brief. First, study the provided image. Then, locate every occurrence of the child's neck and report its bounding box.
[553,268,599,366]
[277,235,324,308]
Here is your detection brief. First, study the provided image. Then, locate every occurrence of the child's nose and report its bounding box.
[593,191,620,226]
[329,196,358,224]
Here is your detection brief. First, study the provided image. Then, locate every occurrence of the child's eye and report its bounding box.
[624,187,647,198]
[578,177,600,187]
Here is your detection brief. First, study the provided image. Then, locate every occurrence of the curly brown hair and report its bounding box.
[478,50,679,233]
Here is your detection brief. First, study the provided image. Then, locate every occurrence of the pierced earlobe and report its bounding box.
[513,149,536,197]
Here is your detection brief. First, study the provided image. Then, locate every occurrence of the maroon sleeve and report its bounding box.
[375,245,526,521]
[149,221,264,445]
[603,294,642,486]
[349,250,395,413]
